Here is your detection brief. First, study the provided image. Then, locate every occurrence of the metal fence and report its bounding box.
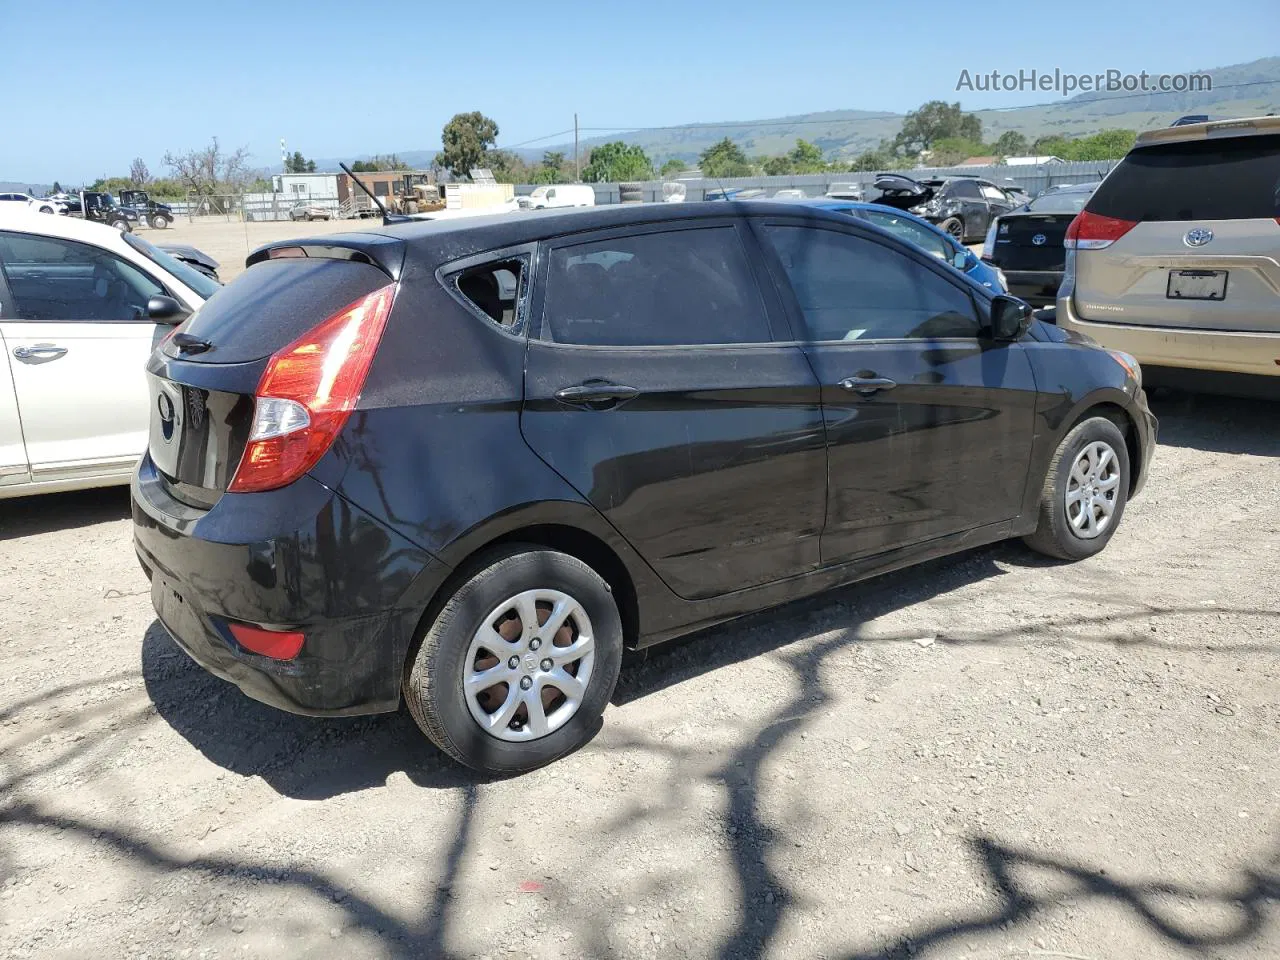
[514,159,1123,204]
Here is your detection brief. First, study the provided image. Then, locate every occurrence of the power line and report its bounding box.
[511,78,1279,147]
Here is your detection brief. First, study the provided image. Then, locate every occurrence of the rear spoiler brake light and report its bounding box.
[245,236,405,281]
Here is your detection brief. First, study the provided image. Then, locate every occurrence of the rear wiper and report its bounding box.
[172,333,212,355]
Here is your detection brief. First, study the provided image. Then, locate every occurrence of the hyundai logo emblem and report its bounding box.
[1031,233,1047,246]
[1184,227,1214,247]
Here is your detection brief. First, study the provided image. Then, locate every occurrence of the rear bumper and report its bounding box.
[131,454,448,717]
[1058,297,1280,377]
[1004,270,1063,305]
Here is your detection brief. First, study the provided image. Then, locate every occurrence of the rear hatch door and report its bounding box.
[994,212,1077,270]
[1074,131,1280,332]
[147,240,402,508]
[872,174,935,211]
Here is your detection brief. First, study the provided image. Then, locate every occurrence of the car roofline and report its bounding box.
[1134,114,1280,147]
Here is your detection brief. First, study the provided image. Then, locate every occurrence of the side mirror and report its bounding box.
[990,295,1034,340]
[953,249,970,270]
[147,295,187,324]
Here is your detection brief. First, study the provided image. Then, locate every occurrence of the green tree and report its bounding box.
[484,150,531,183]
[848,143,895,172]
[1072,129,1137,160]
[992,130,1028,156]
[788,138,826,173]
[436,111,500,178]
[762,155,794,176]
[930,136,989,166]
[581,142,654,183]
[699,137,753,178]
[306,159,317,172]
[659,158,687,177]
[894,101,983,155]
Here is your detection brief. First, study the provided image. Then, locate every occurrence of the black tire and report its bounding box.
[38,205,54,214]
[1023,416,1130,561]
[939,217,965,241]
[150,214,170,229]
[110,218,130,232]
[404,546,623,774]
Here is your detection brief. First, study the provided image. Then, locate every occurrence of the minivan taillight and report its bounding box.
[229,284,395,493]
[1063,210,1137,250]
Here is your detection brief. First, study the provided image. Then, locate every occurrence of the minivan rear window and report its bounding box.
[1088,133,1280,222]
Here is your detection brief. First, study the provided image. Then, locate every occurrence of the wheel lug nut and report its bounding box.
[530,638,542,651]
[540,658,553,672]
[519,676,533,690]
[507,656,519,669]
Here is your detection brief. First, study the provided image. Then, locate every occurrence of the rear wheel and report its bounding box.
[1023,416,1130,560]
[939,217,965,241]
[404,546,623,774]
[109,218,130,232]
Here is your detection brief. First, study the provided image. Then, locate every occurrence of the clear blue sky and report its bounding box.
[3,0,1276,184]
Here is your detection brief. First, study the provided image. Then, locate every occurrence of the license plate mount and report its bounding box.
[1167,269,1228,301]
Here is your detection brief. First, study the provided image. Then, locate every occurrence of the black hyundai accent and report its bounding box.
[132,202,1156,774]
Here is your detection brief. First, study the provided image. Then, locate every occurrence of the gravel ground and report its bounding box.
[0,389,1277,960]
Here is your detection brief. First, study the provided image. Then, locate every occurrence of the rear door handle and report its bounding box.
[14,344,68,361]
[839,376,897,396]
[554,382,641,407]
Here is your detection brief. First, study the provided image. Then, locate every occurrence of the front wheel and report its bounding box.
[109,218,130,232]
[150,214,171,229]
[405,547,623,774]
[1023,416,1130,561]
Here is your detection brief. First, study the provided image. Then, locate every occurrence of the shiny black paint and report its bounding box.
[133,202,1156,719]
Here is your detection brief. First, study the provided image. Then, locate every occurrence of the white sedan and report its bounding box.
[0,212,219,498]
[0,192,63,215]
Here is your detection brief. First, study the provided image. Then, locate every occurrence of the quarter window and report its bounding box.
[453,256,529,330]
[979,184,1008,201]
[542,226,772,346]
[0,231,164,322]
[762,225,979,341]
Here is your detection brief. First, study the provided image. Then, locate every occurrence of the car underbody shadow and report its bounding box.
[140,621,481,799]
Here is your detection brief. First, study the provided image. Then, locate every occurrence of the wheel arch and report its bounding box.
[1057,395,1143,496]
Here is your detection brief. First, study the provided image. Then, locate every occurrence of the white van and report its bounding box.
[521,184,596,210]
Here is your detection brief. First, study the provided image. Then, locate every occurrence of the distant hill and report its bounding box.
[312,56,1279,172]
[0,181,53,196]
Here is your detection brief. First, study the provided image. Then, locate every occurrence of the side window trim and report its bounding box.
[0,230,171,323]
[530,218,784,348]
[747,217,985,344]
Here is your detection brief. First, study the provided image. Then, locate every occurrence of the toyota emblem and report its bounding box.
[1184,227,1214,247]
[1031,233,1047,246]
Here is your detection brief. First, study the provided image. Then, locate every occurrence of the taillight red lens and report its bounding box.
[227,622,305,660]
[1063,210,1136,250]
[229,283,395,493]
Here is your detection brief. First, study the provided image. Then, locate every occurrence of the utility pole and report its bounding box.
[574,114,580,181]
[281,138,287,174]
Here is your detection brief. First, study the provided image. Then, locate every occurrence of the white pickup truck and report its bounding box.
[0,213,219,497]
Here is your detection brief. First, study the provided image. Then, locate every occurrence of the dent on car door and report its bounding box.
[0,230,168,480]
[520,220,828,600]
[754,220,1038,564]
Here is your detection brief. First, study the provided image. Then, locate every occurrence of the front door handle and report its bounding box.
[839,376,897,396]
[554,381,641,408]
[14,344,68,361]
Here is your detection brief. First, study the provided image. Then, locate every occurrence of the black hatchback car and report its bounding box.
[132,202,1155,774]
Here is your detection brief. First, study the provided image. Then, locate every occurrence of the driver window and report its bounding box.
[0,231,163,322]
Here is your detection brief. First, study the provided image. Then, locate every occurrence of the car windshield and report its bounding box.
[530,186,549,199]
[124,233,221,299]
[1027,189,1094,213]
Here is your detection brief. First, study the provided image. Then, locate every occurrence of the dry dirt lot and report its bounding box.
[0,390,1277,960]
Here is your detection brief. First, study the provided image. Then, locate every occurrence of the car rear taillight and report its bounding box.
[227,622,305,660]
[228,283,395,493]
[1063,210,1137,250]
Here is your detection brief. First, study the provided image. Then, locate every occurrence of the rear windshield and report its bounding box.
[1088,133,1280,222]
[1027,189,1095,214]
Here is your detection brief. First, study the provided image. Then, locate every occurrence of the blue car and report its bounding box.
[787,198,1008,294]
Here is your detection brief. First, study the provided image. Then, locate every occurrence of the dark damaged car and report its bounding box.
[874,173,1021,243]
[132,202,1156,775]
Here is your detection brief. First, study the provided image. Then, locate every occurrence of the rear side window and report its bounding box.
[763,225,979,341]
[1089,133,1280,221]
[541,226,771,346]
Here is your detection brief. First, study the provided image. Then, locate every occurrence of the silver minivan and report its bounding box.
[1057,116,1280,379]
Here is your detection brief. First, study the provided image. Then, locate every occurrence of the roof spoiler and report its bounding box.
[1135,115,1280,147]
[245,234,406,281]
